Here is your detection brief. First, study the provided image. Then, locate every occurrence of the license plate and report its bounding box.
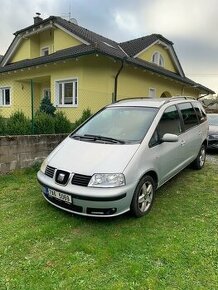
[47,188,72,204]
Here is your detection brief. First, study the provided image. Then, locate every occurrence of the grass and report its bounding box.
[0,161,217,290]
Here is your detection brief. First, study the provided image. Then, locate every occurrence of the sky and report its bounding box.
[0,0,218,94]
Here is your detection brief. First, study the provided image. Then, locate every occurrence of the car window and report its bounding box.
[193,102,207,123]
[73,106,158,144]
[149,105,181,147]
[178,102,199,130]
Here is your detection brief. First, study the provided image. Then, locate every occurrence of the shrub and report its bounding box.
[54,111,72,133]
[39,96,56,116]
[0,114,7,136]
[34,112,55,134]
[7,111,31,135]
[72,108,92,130]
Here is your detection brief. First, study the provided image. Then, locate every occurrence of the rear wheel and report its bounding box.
[192,144,206,170]
[130,175,155,217]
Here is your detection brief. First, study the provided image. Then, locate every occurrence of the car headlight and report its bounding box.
[88,173,125,187]
[40,158,48,173]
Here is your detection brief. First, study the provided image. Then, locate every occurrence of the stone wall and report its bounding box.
[0,134,67,174]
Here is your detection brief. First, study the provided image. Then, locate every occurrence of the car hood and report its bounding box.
[209,125,218,135]
[48,137,140,174]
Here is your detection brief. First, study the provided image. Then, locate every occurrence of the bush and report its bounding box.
[39,96,56,116]
[54,111,72,133]
[34,112,55,134]
[72,108,92,130]
[0,114,7,136]
[7,111,31,135]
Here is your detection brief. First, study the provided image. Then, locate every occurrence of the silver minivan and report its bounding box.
[37,97,208,217]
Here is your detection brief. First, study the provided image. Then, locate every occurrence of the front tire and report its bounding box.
[130,175,156,217]
[192,144,206,170]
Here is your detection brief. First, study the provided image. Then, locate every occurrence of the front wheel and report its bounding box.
[192,144,206,170]
[130,175,156,218]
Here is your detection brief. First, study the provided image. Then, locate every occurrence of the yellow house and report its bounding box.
[0,15,214,122]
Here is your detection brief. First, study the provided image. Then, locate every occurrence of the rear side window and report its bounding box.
[193,102,207,123]
[178,102,199,130]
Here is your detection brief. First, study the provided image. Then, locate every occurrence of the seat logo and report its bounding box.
[57,173,65,183]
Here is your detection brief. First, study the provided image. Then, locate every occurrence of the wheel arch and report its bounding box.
[140,170,158,189]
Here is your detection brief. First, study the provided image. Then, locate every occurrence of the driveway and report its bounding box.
[207,152,218,164]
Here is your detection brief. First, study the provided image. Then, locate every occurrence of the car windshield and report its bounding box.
[71,106,158,144]
[207,114,218,126]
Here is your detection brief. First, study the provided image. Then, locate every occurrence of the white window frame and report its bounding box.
[151,52,164,67]
[149,88,156,98]
[55,78,78,108]
[0,87,11,106]
[41,46,49,56]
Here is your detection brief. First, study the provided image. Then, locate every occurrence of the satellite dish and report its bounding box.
[69,18,78,25]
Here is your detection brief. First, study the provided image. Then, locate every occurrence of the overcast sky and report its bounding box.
[0,0,218,94]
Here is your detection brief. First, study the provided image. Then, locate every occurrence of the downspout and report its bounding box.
[113,59,124,103]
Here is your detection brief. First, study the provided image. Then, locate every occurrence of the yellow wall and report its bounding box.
[117,64,199,99]
[40,30,53,53]
[9,27,82,64]
[138,44,178,73]
[0,55,199,122]
[11,39,31,62]
[53,29,82,52]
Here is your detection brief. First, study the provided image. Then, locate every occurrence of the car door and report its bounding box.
[149,105,185,185]
[177,102,201,165]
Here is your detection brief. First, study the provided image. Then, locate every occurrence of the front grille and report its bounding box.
[72,173,92,187]
[45,166,56,178]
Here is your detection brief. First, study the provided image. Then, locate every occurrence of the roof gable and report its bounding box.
[120,34,184,77]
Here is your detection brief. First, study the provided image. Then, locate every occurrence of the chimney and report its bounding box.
[34,12,43,24]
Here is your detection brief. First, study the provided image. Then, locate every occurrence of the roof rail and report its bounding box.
[114,97,147,103]
[163,96,196,104]
[114,96,196,105]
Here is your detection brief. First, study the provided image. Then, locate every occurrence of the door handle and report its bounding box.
[181,140,186,146]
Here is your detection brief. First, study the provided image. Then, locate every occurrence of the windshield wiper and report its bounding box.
[84,134,125,144]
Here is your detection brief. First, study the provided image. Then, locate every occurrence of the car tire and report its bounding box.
[130,175,156,217]
[192,144,206,170]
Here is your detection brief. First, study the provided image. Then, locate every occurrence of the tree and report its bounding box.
[39,96,56,116]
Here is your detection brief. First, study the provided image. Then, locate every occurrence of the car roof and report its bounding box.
[108,96,197,108]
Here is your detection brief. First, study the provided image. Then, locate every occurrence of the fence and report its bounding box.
[0,76,116,136]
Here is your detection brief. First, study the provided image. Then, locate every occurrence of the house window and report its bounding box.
[56,79,78,107]
[41,47,49,56]
[149,88,156,98]
[152,52,164,67]
[0,87,11,106]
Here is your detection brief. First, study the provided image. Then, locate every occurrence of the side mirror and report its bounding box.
[161,133,179,143]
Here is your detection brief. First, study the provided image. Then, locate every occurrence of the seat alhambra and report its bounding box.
[37,97,208,218]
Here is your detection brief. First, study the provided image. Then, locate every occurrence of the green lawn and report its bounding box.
[0,162,217,290]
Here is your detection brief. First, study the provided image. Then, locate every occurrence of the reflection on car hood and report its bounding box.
[48,137,140,174]
[209,125,218,135]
